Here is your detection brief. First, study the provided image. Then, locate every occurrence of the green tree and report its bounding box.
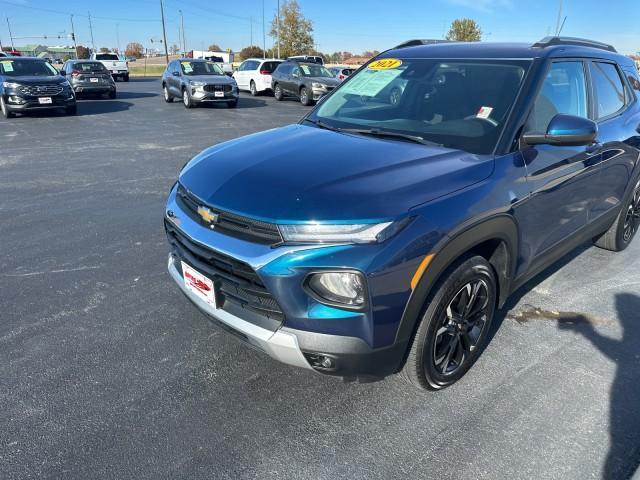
[125,42,144,59]
[446,18,482,42]
[239,45,264,60]
[208,44,222,52]
[269,0,314,58]
[76,45,90,59]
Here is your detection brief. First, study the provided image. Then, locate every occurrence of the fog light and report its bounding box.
[8,96,24,104]
[307,271,366,308]
[304,353,336,371]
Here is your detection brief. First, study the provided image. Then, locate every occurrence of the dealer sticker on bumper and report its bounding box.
[181,261,217,308]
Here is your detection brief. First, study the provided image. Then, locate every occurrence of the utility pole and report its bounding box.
[159,0,169,64]
[250,16,253,47]
[6,17,15,51]
[70,15,78,58]
[116,23,121,53]
[276,0,280,59]
[262,0,266,58]
[179,10,186,56]
[88,11,96,53]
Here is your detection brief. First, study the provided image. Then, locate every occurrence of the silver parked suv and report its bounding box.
[162,59,239,108]
[60,60,116,99]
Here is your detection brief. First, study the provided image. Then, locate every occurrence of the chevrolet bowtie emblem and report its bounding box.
[197,206,219,225]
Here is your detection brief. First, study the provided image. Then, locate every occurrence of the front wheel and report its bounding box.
[1,96,15,118]
[273,84,283,101]
[123,74,130,82]
[227,100,238,108]
[65,105,77,116]
[401,255,497,390]
[163,85,173,103]
[300,87,312,106]
[109,90,117,99]
[182,88,193,109]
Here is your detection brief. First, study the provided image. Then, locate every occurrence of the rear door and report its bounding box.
[588,60,640,220]
[234,61,248,88]
[517,60,601,270]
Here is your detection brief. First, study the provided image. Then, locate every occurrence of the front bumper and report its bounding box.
[3,92,76,111]
[191,87,239,103]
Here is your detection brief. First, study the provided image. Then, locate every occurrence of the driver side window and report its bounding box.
[527,61,588,133]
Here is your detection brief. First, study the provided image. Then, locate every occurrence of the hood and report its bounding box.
[4,75,65,85]
[307,76,340,87]
[184,74,234,84]
[179,124,494,223]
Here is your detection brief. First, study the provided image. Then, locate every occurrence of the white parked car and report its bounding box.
[233,58,283,96]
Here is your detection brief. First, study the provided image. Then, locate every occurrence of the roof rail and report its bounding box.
[394,39,456,49]
[532,36,617,53]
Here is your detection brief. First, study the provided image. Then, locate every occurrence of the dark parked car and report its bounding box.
[164,37,640,390]
[162,59,239,108]
[271,61,339,105]
[60,60,116,99]
[0,57,76,118]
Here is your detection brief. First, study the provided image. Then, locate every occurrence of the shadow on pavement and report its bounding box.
[76,101,134,116]
[557,293,640,479]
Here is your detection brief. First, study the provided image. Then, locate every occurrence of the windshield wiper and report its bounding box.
[304,118,340,132]
[338,127,443,147]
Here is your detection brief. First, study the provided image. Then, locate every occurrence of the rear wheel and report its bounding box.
[274,84,283,101]
[182,88,193,109]
[109,90,116,99]
[123,74,130,82]
[1,96,15,118]
[250,80,258,96]
[401,256,497,390]
[65,104,77,116]
[300,87,312,106]
[594,180,640,251]
[163,85,173,103]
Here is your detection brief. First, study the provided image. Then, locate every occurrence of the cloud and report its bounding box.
[443,0,513,12]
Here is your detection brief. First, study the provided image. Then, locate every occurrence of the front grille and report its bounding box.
[19,84,64,96]
[165,220,285,322]
[176,184,283,245]
[203,84,232,93]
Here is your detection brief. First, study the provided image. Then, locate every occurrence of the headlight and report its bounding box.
[307,271,366,308]
[311,82,324,89]
[2,82,21,89]
[189,81,205,87]
[278,222,393,244]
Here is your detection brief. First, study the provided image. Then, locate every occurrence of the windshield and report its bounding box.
[311,58,530,154]
[95,54,119,61]
[0,59,58,77]
[299,64,332,77]
[180,61,224,76]
[74,62,107,72]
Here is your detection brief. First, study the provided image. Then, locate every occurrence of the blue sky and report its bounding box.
[1,0,638,54]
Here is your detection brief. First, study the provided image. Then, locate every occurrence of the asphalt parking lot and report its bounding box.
[1,78,639,480]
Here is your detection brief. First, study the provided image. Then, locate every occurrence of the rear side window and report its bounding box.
[590,62,626,119]
[95,54,119,61]
[260,61,281,73]
[275,63,292,75]
[527,61,588,132]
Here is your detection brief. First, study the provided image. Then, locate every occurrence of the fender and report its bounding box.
[394,215,519,345]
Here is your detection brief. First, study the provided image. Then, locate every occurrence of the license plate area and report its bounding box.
[38,97,52,104]
[214,91,224,97]
[181,261,217,308]
[90,77,99,83]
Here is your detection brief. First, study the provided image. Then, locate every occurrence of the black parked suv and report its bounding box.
[0,57,76,118]
[162,59,239,109]
[60,60,116,99]
[271,61,339,105]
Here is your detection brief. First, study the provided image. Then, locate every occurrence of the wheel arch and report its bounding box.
[394,215,519,346]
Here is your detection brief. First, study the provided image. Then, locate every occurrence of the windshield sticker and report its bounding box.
[0,60,14,72]
[340,68,403,97]
[476,106,493,119]
[300,65,311,75]
[368,58,402,70]
[181,62,193,73]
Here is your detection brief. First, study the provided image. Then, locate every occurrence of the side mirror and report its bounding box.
[59,70,66,76]
[523,114,597,147]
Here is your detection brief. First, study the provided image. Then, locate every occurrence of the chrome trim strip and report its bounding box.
[168,254,312,371]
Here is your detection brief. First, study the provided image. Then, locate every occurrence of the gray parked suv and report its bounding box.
[162,59,239,108]
[60,60,116,98]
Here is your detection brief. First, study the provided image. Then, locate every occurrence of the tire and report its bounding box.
[250,80,258,96]
[1,96,15,118]
[123,74,130,82]
[163,85,173,103]
[273,83,283,101]
[300,86,312,106]
[182,88,193,109]
[594,179,640,252]
[65,105,77,116]
[109,90,116,99]
[227,100,238,108]
[401,255,497,391]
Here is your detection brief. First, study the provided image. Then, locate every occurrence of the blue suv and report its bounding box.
[164,37,640,390]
